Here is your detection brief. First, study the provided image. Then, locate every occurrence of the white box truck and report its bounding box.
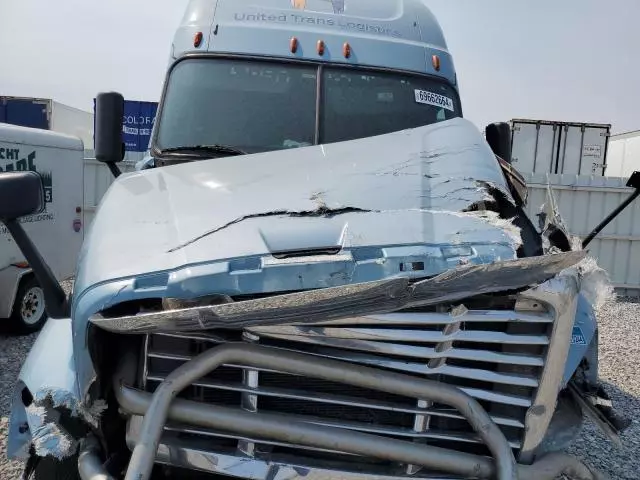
[510,119,611,175]
[0,123,85,331]
[605,129,640,179]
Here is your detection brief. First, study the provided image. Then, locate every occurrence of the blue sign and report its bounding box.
[122,100,158,153]
[93,99,159,153]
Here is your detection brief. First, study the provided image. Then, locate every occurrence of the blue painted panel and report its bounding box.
[1,98,49,129]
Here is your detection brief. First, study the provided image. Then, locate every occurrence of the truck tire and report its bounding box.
[23,455,80,480]
[12,276,48,333]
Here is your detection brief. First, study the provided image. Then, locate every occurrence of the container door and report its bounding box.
[581,126,610,175]
[5,99,49,130]
[556,124,584,175]
[547,124,610,175]
[511,121,561,174]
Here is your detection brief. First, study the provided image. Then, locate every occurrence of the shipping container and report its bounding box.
[0,96,94,149]
[510,119,611,175]
[605,129,640,179]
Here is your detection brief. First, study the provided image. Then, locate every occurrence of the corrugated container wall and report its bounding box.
[510,119,611,176]
[523,173,640,295]
[1,96,94,149]
[605,130,640,179]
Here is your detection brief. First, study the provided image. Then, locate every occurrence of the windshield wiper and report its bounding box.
[160,144,247,157]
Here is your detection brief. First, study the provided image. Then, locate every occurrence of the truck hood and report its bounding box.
[75,118,521,298]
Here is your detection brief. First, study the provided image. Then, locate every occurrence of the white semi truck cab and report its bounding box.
[0,1,633,480]
[141,0,465,168]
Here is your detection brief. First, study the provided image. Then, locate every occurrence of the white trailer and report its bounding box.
[0,123,85,331]
[605,129,640,179]
[510,119,611,175]
[1,96,94,151]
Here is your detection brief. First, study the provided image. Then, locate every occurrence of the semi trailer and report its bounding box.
[1,1,632,479]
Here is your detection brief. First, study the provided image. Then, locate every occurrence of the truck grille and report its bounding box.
[140,298,552,470]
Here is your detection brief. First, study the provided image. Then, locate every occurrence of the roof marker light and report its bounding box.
[194,31,204,48]
[343,42,351,58]
[290,37,299,54]
[432,54,441,71]
[317,40,325,56]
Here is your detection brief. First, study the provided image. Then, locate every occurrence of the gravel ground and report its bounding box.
[0,295,638,479]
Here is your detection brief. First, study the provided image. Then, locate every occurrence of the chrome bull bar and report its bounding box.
[116,343,516,480]
[109,343,608,480]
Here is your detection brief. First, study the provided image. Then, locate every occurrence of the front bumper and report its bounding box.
[109,343,607,480]
[85,253,606,479]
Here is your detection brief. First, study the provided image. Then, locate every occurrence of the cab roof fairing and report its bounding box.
[170,0,457,85]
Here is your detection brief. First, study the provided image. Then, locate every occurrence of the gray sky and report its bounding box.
[1,0,638,133]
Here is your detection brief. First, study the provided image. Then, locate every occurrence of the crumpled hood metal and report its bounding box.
[75,118,518,298]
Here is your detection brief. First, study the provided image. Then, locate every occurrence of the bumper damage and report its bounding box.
[13,254,621,480]
[110,344,607,480]
[89,251,586,334]
[84,255,608,480]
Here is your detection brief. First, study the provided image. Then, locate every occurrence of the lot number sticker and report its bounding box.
[414,90,454,112]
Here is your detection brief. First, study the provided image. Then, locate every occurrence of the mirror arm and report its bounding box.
[107,162,122,179]
[583,171,640,249]
[3,219,69,318]
[582,187,640,248]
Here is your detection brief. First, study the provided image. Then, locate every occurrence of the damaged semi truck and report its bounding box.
[1,1,633,479]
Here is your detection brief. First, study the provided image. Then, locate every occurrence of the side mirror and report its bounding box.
[0,171,69,318]
[485,122,513,164]
[0,171,45,221]
[95,92,125,178]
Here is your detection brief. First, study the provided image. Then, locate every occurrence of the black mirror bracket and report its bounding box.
[583,171,640,248]
[3,219,69,318]
[107,162,122,179]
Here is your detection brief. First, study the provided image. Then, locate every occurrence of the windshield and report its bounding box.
[155,58,461,155]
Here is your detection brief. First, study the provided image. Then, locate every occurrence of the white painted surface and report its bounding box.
[606,130,640,179]
[50,101,94,149]
[83,161,640,295]
[83,158,137,229]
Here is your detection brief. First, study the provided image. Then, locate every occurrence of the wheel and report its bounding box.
[12,276,48,333]
[23,455,80,480]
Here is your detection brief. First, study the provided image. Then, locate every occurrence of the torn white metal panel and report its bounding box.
[19,389,107,460]
[25,403,78,460]
[31,389,107,429]
[74,118,516,294]
[6,318,106,460]
[575,256,615,311]
[8,387,106,461]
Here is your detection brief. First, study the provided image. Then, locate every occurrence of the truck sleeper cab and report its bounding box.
[3,1,624,480]
[144,0,461,168]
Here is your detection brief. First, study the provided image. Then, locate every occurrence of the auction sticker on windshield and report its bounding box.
[414,90,454,112]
